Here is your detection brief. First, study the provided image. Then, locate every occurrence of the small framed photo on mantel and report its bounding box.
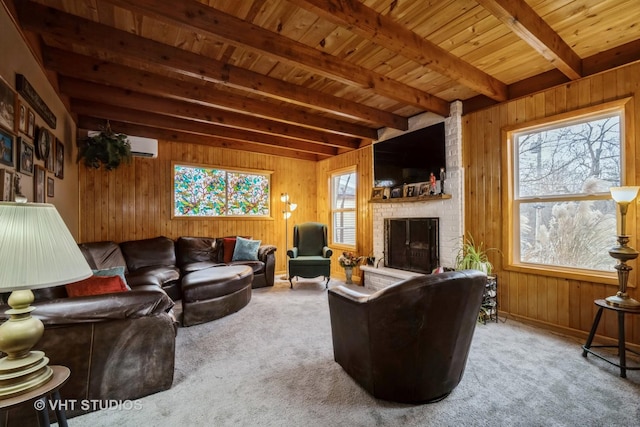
[371,187,385,200]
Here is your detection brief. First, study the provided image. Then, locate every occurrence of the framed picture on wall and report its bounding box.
[47,176,54,198]
[18,137,34,176]
[26,108,35,138]
[34,165,46,203]
[54,138,64,179]
[46,136,55,173]
[0,128,13,167]
[0,75,16,133]
[17,101,26,133]
[0,168,14,201]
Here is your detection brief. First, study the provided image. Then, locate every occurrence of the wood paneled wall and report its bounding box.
[78,141,318,273]
[316,146,374,280]
[463,61,640,344]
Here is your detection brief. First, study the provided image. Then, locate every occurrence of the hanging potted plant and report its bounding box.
[454,233,498,274]
[77,121,132,170]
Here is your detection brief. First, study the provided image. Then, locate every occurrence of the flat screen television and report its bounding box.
[373,122,446,187]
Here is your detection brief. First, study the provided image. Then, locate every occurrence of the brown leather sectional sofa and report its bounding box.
[1,235,276,426]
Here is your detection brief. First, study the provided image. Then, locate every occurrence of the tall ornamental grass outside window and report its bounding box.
[331,169,357,247]
[173,163,271,217]
[506,101,629,277]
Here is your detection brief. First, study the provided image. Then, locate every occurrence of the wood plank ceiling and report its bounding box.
[5,0,640,160]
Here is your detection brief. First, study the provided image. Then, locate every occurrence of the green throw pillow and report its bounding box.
[232,236,261,261]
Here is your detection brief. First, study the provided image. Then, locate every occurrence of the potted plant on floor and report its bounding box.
[454,233,497,274]
[338,251,362,284]
[77,121,132,170]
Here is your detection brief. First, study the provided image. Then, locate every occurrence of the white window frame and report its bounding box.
[502,98,634,284]
[330,167,357,248]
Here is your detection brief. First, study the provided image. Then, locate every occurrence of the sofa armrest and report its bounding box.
[2,288,175,325]
[323,246,333,258]
[258,244,277,261]
[287,247,298,258]
[328,285,377,304]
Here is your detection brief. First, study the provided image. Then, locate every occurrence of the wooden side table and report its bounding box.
[0,365,70,427]
[582,299,640,378]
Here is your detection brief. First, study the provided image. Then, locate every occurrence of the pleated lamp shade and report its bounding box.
[0,202,92,291]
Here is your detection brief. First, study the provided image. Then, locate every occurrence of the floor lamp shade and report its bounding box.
[0,202,92,398]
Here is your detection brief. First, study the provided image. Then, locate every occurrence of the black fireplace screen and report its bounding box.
[384,218,439,274]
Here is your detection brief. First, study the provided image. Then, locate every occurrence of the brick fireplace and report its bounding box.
[362,101,464,289]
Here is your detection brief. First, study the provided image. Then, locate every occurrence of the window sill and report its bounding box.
[504,263,622,287]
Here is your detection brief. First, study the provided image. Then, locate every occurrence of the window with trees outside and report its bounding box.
[506,101,629,277]
[173,163,271,217]
[331,169,357,246]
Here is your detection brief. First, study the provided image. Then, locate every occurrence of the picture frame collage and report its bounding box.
[0,73,60,203]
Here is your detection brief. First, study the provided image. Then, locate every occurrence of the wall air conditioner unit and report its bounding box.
[87,132,158,158]
[127,136,158,158]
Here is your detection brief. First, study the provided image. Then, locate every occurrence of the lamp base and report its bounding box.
[0,351,53,398]
[605,293,640,310]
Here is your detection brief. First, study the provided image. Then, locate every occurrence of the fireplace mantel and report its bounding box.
[369,194,452,204]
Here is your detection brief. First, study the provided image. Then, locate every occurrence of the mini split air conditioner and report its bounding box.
[87,132,158,158]
[127,136,158,158]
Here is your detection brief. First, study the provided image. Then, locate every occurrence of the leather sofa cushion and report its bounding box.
[128,266,180,286]
[120,236,176,271]
[78,241,128,272]
[66,275,128,297]
[228,260,264,275]
[175,237,217,267]
[182,266,253,301]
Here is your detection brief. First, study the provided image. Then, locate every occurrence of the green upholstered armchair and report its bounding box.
[287,222,333,288]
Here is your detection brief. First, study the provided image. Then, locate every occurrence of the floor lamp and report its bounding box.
[280,193,297,280]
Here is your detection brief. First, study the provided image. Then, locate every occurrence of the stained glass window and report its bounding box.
[173,163,270,217]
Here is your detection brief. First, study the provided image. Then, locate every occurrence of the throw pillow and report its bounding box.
[223,237,237,264]
[92,266,131,290]
[66,275,128,298]
[232,236,261,261]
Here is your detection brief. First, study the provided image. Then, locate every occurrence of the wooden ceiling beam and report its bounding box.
[77,116,322,161]
[59,77,360,149]
[100,0,450,116]
[43,48,376,140]
[290,0,508,102]
[71,100,339,157]
[19,1,405,131]
[475,0,582,80]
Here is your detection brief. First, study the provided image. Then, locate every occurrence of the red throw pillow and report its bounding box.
[223,237,237,264]
[66,275,128,298]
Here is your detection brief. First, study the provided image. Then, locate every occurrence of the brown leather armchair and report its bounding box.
[328,270,486,403]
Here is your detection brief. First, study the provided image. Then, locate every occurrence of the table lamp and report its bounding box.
[0,202,92,398]
[607,186,640,309]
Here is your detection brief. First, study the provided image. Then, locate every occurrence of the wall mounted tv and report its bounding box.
[373,122,446,187]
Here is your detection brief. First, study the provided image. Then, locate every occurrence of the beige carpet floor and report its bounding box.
[63,278,640,427]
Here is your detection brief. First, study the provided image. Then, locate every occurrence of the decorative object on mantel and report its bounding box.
[454,233,497,275]
[338,251,362,284]
[280,192,297,280]
[440,167,446,194]
[369,193,451,203]
[606,186,640,309]
[15,74,56,129]
[77,121,131,170]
